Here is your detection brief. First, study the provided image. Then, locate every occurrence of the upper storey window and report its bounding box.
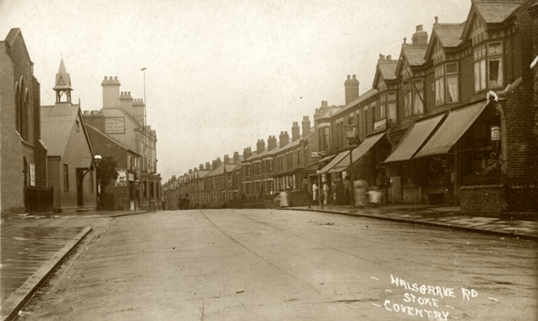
[435,62,459,106]
[474,42,503,92]
[386,91,397,124]
[404,80,424,117]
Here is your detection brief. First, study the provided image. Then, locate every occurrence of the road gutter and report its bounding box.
[0,226,92,321]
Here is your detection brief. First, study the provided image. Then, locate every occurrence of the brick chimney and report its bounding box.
[243,147,252,160]
[291,122,300,142]
[268,136,277,151]
[101,76,121,109]
[279,131,289,148]
[345,75,359,105]
[199,164,205,171]
[256,139,266,154]
[224,154,230,165]
[302,116,311,137]
[412,25,428,46]
[233,152,240,164]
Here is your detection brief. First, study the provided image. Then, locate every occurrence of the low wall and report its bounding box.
[460,184,505,217]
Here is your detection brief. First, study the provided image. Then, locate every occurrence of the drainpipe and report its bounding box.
[486,76,523,175]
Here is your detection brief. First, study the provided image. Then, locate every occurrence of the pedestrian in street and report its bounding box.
[354,179,369,207]
[331,181,337,204]
[343,177,350,205]
[279,189,289,208]
[312,183,318,202]
[367,186,382,207]
[322,182,330,205]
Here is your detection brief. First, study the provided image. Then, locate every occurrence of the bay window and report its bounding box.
[387,91,397,124]
[435,62,459,106]
[474,42,502,92]
[405,79,424,117]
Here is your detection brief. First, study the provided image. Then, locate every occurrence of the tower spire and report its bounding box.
[53,59,73,103]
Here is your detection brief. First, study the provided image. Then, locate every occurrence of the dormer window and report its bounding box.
[435,62,459,106]
[474,42,503,92]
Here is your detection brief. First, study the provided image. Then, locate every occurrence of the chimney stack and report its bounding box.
[233,152,240,164]
[302,116,311,137]
[224,154,230,165]
[412,25,428,46]
[292,122,300,142]
[279,131,290,148]
[101,76,121,109]
[344,75,359,105]
[256,139,266,154]
[268,136,277,151]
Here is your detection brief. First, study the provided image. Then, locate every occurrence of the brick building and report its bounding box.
[0,28,49,214]
[84,77,162,210]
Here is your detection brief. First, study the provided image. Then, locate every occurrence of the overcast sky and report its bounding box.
[1,0,471,182]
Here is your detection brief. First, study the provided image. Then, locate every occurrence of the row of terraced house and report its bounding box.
[163,0,538,216]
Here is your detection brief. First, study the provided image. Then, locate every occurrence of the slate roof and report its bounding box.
[378,60,398,81]
[402,47,427,66]
[474,0,523,23]
[435,23,465,47]
[40,104,79,156]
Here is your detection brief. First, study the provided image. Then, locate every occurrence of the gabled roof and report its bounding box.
[402,47,427,66]
[373,57,398,88]
[4,28,32,63]
[425,22,465,60]
[474,0,522,23]
[41,103,95,158]
[461,0,523,40]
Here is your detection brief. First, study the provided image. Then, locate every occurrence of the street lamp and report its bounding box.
[93,154,102,208]
[345,118,357,209]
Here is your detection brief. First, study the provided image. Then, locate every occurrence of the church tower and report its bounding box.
[53,59,73,103]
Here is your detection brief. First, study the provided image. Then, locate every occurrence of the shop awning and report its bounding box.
[414,102,488,158]
[383,114,445,163]
[329,132,385,173]
[317,150,350,174]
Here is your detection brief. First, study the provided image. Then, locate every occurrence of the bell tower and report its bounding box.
[53,59,73,103]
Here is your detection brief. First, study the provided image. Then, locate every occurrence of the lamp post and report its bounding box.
[345,119,357,210]
[93,155,102,208]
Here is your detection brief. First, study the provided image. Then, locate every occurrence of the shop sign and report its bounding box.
[116,169,127,187]
[491,126,501,141]
[374,119,387,132]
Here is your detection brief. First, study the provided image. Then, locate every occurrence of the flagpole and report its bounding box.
[141,67,147,127]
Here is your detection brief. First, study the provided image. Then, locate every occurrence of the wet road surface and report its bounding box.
[13,209,538,321]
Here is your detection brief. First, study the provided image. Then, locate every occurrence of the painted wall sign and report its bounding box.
[105,117,125,134]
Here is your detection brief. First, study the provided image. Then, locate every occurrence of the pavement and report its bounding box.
[1,205,537,321]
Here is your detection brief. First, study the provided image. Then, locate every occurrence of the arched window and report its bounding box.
[15,76,28,140]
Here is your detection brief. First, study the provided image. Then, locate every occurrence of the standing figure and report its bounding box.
[323,182,330,205]
[354,179,369,207]
[279,190,289,208]
[312,183,319,202]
